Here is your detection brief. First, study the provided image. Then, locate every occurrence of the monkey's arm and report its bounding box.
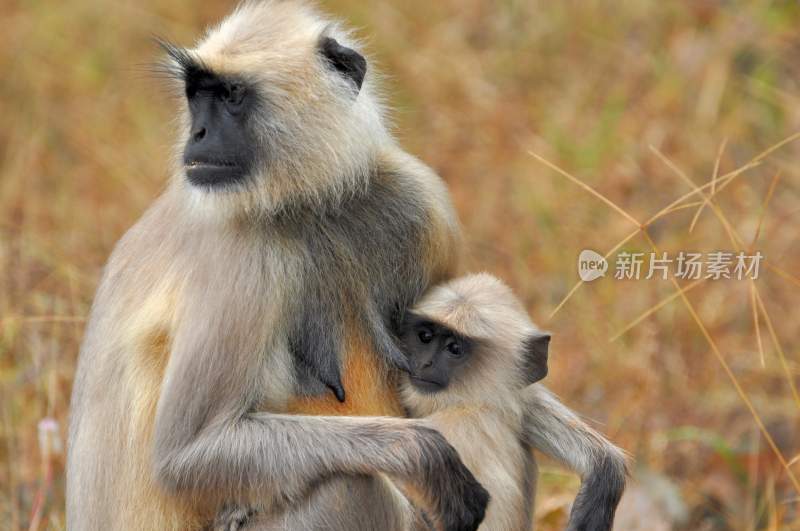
[151,311,488,531]
[519,384,627,531]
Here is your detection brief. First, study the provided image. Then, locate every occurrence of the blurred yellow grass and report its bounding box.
[2,0,800,529]
[531,137,800,494]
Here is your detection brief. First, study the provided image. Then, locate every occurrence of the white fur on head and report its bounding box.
[169,0,390,219]
[402,273,545,415]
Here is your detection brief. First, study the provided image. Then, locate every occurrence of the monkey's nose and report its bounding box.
[192,127,207,143]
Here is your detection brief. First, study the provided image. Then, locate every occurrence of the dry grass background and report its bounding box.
[1,0,800,529]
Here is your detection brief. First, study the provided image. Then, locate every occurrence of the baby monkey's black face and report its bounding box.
[399,316,474,394]
[182,69,257,187]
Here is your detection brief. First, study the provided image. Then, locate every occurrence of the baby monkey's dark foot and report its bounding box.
[212,505,257,531]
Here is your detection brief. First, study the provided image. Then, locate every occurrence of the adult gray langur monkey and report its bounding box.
[66,2,489,530]
[398,273,627,531]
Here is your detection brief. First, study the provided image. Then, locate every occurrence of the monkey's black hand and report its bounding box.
[212,505,256,531]
[413,425,490,531]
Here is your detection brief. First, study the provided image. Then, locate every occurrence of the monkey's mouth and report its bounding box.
[184,159,245,187]
[409,376,444,394]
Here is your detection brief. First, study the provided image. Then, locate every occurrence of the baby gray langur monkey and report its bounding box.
[398,273,627,531]
[398,273,548,531]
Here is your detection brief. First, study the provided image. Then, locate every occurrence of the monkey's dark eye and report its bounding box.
[446,341,462,357]
[418,329,434,344]
[222,83,246,109]
[185,84,197,100]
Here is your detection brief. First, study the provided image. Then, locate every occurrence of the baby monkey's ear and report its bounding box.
[522,332,551,385]
[320,36,367,92]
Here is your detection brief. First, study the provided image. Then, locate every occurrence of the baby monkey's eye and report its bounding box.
[446,341,462,357]
[418,329,434,344]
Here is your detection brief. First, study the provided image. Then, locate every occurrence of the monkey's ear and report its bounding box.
[521,332,550,385]
[320,37,367,92]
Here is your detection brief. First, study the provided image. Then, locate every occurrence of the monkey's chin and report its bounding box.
[185,162,246,188]
[409,376,444,394]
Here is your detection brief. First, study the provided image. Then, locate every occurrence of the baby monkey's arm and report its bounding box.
[520,384,627,531]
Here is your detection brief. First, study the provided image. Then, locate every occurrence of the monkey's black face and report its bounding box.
[399,317,474,394]
[182,71,256,187]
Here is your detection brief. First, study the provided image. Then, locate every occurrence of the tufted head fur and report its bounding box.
[160,0,390,219]
[400,273,550,416]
